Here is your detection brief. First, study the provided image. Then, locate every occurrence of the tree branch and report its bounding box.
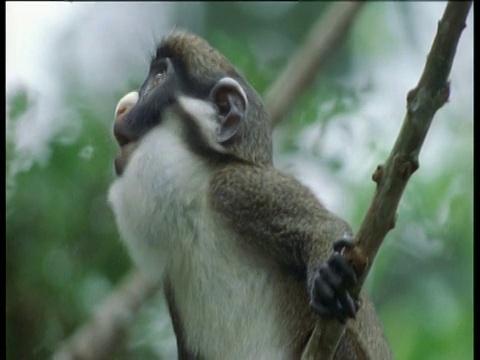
[301,2,472,359]
[265,1,365,126]
[52,271,161,360]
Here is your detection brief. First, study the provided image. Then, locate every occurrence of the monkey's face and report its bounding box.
[112,32,256,177]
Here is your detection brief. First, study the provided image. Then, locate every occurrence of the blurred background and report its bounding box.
[6,2,473,359]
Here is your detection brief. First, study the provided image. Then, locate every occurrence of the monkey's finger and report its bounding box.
[310,297,346,322]
[330,299,348,324]
[310,284,347,323]
[333,237,355,253]
[319,264,343,291]
[337,291,357,319]
[329,253,357,288]
[312,271,336,306]
[318,264,357,320]
[309,300,335,319]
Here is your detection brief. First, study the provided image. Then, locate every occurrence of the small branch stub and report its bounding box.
[372,165,384,184]
[345,245,368,279]
[394,154,419,180]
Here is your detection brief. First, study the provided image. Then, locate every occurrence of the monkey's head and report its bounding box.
[113,31,272,176]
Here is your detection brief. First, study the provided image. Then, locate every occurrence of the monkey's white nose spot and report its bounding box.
[116,106,127,118]
[115,91,139,120]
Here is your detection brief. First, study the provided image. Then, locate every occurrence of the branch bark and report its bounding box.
[301,2,472,359]
[52,271,161,360]
[265,1,365,126]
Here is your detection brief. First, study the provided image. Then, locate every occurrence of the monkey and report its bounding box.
[108,30,392,359]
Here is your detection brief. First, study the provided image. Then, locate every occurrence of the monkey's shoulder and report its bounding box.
[208,164,345,267]
[210,163,326,216]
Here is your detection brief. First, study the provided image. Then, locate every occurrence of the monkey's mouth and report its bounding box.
[114,142,138,176]
[113,91,141,176]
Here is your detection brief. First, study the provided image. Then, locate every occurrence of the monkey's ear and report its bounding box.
[210,77,248,143]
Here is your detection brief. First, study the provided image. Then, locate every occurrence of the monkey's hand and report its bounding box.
[309,237,359,324]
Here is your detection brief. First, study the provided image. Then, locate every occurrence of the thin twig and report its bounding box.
[265,1,365,126]
[52,271,161,360]
[301,2,472,359]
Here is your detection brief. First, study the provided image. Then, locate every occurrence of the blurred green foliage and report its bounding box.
[7,92,131,359]
[6,2,472,359]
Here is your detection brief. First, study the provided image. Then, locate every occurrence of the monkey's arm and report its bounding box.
[211,163,358,322]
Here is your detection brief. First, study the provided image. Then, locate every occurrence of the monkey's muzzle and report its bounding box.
[113,91,140,176]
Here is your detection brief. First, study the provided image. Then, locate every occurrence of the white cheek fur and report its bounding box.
[177,96,228,154]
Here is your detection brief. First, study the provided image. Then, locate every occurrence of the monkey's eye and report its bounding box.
[152,61,168,87]
[153,72,166,87]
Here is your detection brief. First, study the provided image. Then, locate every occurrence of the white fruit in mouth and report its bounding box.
[114,91,139,120]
